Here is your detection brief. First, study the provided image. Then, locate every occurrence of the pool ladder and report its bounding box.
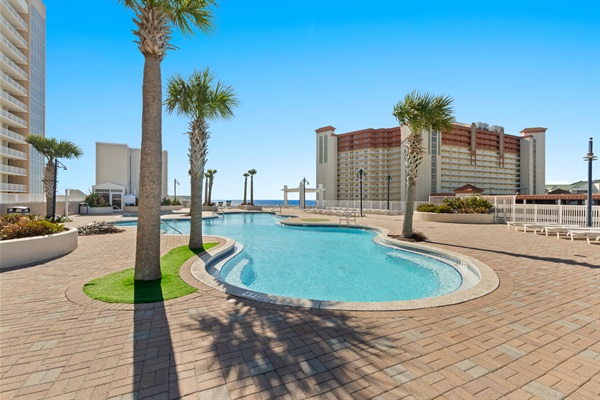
[160,220,183,234]
[338,209,357,227]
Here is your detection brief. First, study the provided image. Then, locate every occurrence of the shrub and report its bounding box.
[77,221,125,236]
[416,203,438,212]
[161,197,172,206]
[442,196,492,214]
[0,215,64,240]
[171,199,182,206]
[85,193,110,207]
[435,204,453,213]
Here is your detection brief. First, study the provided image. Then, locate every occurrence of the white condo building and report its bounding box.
[0,0,45,195]
[316,123,546,202]
[94,142,168,208]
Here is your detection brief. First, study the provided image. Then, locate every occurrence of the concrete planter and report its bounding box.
[238,205,263,211]
[414,211,494,224]
[89,207,113,215]
[0,227,78,269]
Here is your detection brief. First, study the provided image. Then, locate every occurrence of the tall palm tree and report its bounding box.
[248,169,257,205]
[242,173,249,205]
[207,169,217,205]
[165,68,237,249]
[118,0,215,280]
[393,90,454,238]
[26,135,83,218]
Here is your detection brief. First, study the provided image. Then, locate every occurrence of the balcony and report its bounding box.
[0,53,26,80]
[0,33,27,63]
[0,144,27,160]
[0,126,26,143]
[0,0,27,31]
[0,14,26,48]
[0,182,26,192]
[0,108,27,128]
[0,71,26,95]
[0,163,26,175]
[0,89,26,112]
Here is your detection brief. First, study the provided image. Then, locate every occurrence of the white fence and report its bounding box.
[497,204,600,227]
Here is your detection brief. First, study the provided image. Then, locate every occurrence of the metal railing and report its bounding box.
[0,182,26,192]
[0,0,27,30]
[0,126,26,142]
[0,33,27,63]
[499,204,600,227]
[0,14,26,48]
[0,193,44,203]
[0,89,26,111]
[0,108,27,127]
[0,163,26,175]
[0,53,27,79]
[0,71,27,95]
[0,144,27,159]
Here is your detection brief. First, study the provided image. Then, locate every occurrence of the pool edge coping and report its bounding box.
[190,218,501,311]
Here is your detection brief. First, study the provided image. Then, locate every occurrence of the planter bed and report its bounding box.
[0,227,78,269]
[415,211,493,224]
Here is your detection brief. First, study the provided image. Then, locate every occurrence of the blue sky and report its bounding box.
[47,0,600,199]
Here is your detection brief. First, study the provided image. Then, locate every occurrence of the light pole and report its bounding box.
[357,169,366,217]
[299,177,309,209]
[583,137,597,227]
[51,160,67,222]
[174,178,180,204]
[386,175,391,210]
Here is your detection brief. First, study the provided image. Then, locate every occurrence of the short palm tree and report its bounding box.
[393,90,454,238]
[26,135,83,218]
[118,0,215,280]
[207,169,217,205]
[165,68,237,249]
[248,169,257,205]
[242,173,249,205]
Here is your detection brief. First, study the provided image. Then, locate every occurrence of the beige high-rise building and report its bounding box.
[0,0,46,195]
[94,142,168,208]
[316,122,546,202]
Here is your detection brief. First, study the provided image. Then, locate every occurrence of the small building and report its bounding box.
[93,142,168,208]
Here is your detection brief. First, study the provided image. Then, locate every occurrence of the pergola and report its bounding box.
[281,184,325,208]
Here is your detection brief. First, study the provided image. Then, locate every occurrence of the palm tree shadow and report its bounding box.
[133,280,181,398]
[426,240,600,269]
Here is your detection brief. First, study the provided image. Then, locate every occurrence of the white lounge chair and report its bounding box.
[567,229,600,244]
[544,225,594,238]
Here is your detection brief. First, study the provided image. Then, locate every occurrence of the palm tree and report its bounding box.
[242,173,249,205]
[393,90,454,238]
[207,169,217,205]
[165,68,237,249]
[26,135,83,218]
[118,0,215,280]
[248,169,257,205]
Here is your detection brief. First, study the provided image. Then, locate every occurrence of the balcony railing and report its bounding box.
[0,108,27,128]
[0,144,27,159]
[0,53,26,79]
[0,33,27,63]
[0,163,26,175]
[0,182,26,192]
[0,71,26,95]
[0,0,27,30]
[0,89,26,111]
[0,14,26,48]
[0,126,26,143]
[0,193,45,203]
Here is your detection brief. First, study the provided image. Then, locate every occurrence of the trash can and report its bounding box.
[79,203,90,215]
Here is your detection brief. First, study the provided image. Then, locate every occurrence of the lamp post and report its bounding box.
[386,175,392,210]
[357,169,366,217]
[583,137,597,227]
[299,177,309,209]
[51,160,67,222]
[174,178,180,204]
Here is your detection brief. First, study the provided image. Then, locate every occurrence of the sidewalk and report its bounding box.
[1,210,598,399]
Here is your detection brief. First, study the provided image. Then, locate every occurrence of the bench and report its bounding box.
[6,206,30,215]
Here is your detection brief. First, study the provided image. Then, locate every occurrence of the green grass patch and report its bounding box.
[300,218,330,222]
[83,243,218,304]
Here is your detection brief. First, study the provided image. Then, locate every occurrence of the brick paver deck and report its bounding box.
[1,210,598,399]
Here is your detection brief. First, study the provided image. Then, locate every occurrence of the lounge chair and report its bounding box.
[567,229,600,244]
[225,200,232,208]
[544,225,594,238]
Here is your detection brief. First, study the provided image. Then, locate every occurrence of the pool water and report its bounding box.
[119,213,462,302]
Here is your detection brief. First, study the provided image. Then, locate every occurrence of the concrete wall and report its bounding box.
[1,200,81,216]
[0,227,78,269]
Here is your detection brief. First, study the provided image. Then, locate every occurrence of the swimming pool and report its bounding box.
[118,213,469,303]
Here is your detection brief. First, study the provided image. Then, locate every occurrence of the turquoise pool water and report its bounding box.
[118,213,462,302]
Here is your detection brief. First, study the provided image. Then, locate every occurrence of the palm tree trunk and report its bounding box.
[188,119,208,249]
[250,176,254,205]
[402,176,416,237]
[243,178,248,205]
[208,178,213,205]
[204,178,208,205]
[43,160,55,218]
[135,56,162,281]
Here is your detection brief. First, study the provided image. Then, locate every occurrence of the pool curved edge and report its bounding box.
[190,220,500,311]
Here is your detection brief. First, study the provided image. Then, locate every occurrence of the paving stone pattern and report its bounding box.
[1,211,599,399]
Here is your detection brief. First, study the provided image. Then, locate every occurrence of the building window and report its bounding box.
[319,136,323,164]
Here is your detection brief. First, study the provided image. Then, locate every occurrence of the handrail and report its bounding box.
[160,220,183,234]
[112,205,134,218]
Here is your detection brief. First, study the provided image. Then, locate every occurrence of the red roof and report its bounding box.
[453,184,485,194]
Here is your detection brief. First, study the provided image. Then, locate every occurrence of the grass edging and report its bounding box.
[82,243,217,304]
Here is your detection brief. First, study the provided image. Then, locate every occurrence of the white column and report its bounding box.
[283,185,288,207]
